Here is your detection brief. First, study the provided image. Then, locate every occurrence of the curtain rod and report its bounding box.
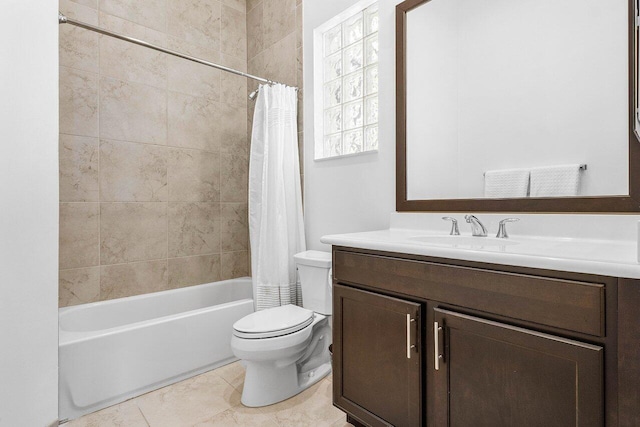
[58,12,296,95]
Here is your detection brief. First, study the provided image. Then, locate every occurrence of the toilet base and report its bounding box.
[240,360,331,407]
[238,317,333,407]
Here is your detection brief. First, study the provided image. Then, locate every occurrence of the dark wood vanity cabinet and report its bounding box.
[432,308,603,427]
[332,247,640,427]
[333,284,423,427]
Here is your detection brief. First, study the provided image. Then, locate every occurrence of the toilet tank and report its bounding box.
[294,250,332,315]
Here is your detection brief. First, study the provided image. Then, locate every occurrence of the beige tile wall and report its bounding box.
[59,0,251,307]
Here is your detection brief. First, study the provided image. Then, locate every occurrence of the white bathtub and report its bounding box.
[58,277,254,421]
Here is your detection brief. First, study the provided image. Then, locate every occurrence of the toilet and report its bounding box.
[231,250,333,407]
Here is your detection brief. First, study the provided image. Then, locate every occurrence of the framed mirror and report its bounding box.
[396,0,640,212]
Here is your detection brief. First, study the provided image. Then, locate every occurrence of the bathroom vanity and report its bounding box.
[323,218,640,427]
[321,0,640,422]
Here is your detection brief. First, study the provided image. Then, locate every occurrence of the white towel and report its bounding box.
[484,168,530,198]
[530,164,581,197]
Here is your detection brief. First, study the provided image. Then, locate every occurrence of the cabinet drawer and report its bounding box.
[334,250,605,337]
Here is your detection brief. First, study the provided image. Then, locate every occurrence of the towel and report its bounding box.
[484,168,530,198]
[530,164,582,197]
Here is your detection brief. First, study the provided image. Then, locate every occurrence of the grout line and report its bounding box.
[219,1,223,68]
[165,22,170,274]
[58,250,250,272]
[96,0,103,297]
[246,0,266,17]
[166,0,173,289]
[60,132,243,157]
[60,200,244,205]
[93,7,167,40]
[61,201,166,204]
[218,374,243,394]
[165,209,170,275]
[59,265,100,273]
[135,402,152,427]
[95,0,102,304]
[164,0,168,36]
[59,64,100,79]
[100,73,166,95]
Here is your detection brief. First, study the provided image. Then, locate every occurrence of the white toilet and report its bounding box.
[231,250,333,407]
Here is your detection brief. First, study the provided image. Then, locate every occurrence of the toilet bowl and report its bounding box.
[231,250,333,407]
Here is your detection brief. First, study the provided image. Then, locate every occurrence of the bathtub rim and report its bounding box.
[59,276,253,345]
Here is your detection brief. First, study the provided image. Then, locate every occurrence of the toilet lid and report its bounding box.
[233,305,314,339]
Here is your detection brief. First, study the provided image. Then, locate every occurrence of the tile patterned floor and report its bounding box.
[65,362,352,427]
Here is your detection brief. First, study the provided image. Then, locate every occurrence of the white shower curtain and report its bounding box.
[249,84,306,311]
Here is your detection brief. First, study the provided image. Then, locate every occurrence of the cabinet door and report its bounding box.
[334,284,422,427]
[432,308,603,427]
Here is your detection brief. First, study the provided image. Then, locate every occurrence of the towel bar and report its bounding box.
[483,164,587,177]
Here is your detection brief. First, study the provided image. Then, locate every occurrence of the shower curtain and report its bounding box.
[249,84,306,311]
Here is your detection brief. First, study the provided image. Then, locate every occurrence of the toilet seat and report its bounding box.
[233,305,314,339]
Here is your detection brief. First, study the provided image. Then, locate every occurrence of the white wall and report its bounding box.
[0,1,59,426]
[304,0,400,251]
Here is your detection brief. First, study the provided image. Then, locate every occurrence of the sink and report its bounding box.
[408,235,520,247]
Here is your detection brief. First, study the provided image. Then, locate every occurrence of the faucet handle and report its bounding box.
[496,218,520,239]
[442,217,460,235]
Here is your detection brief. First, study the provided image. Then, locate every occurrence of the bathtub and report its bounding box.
[58,277,254,421]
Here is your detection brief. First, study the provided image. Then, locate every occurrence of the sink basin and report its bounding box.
[408,235,520,247]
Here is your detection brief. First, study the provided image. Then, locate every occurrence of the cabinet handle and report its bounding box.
[434,321,443,370]
[406,314,416,359]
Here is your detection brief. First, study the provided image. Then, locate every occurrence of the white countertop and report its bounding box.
[321,227,640,279]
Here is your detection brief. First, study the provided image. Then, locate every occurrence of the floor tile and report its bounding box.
[260,378,345,427]
[66,363,346,427]
[136,371,239,426]
[214,361,246,392]
[66,400,148,427]
[192,405,278,427]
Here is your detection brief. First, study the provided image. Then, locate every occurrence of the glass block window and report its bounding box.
[314,2,379,160]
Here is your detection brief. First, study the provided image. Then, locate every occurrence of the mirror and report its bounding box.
[396,0,640,212]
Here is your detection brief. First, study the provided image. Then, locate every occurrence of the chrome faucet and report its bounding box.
[496,218,520,238]
[464,215,488,237]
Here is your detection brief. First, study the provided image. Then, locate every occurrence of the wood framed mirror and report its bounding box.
[396,0,640,212]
